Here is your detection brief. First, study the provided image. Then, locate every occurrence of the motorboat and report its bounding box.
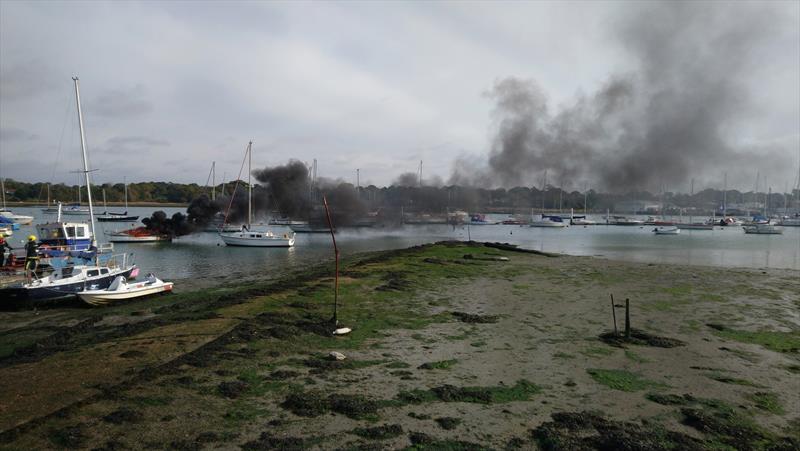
[743,223,783,235]
[529,215,568,228]
[0,209,33,226]
[106,226,171,243]
[0,253,138,304]
[653,226,680,235]
[607,215,644,226]
[0,215,20,232]
[78,273,173,306]
[779,214,800,227]
[468,214,497,225]
[61,203,92,215]
[219,142,296,247]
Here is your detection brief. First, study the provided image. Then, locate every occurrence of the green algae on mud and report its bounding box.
[2,241,799,450]
[587,368,666,392]
[707,323,800,353]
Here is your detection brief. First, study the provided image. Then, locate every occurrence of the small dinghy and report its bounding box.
[78,273,173,306]
[653,226,680,235]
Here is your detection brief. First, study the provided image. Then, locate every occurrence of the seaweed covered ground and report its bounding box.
[0,241,798,450]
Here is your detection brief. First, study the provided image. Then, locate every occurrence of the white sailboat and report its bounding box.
[0,178,34,225]
[219,141,295,247]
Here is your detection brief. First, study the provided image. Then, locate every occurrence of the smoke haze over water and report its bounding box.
[451,2,798,192]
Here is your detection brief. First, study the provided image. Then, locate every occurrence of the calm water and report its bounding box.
[5,207,799,288]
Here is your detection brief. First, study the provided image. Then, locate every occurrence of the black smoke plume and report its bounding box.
[253,160,312,220]
[143,211,193,237]
[451,2,795,192]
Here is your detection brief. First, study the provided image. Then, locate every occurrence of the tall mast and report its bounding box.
[124,177,128,211]
[723,172,727,218]
[73,77,96,246]
[248,141,252,226]
[542,169,547,213]
[212,161,216,201]
[1,177,5,210]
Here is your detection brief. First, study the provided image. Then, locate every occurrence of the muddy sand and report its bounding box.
[0,241,798,450]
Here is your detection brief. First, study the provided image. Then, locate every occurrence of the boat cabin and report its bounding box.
[37,222,93,251]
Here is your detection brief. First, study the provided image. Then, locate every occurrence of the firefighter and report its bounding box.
[0,235,12,267]
[24,235,39,280]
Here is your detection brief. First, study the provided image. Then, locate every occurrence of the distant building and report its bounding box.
[614,201,660,214]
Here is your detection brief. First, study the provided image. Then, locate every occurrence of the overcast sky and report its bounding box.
[1,0,798,192]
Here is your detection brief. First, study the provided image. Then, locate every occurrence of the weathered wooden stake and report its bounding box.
[610,294,618,335]
[624,298,631,339]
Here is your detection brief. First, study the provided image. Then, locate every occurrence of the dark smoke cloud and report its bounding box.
[253,160,312,219]
[452,2,793,192]
[392,172,444,188]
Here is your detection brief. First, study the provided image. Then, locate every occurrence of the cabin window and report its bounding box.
[77,226,87,237]
[100,268,109,275]
[87,270,99,277]
[256,234,262,238]
[49,228,65,239]
[62,267,74,277]
[66,227,76,238]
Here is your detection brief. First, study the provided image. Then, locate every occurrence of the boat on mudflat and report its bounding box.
[0,253,138,304]
[78,273,173,306]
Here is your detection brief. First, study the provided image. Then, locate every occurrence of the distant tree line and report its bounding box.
[2,179,798,214]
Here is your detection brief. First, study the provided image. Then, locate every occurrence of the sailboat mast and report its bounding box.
[1,177,5,210]
[73,77,96,246]
[248,141,252,227]
[124,178,128,211]
[723,172,727,218]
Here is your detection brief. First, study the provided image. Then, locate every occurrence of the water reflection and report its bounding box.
[5,208,798,289]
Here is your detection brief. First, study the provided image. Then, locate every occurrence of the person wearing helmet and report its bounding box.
[24,235,39,279]
[0,235,12,267]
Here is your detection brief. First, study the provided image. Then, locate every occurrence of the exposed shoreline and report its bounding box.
[0,242,797,449]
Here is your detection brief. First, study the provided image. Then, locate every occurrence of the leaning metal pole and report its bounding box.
[323,196,339,325]
[73,77,97,247]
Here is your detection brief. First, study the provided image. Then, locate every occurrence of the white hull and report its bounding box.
[654,226,680,235]
[743,224,783,235]
[779,218,800,227]
[571,219,597,225]
[0,213,33,225]
[107,234,170,243]
[529,221,567,228]
[220,230,295,247]
[78,275,173,306]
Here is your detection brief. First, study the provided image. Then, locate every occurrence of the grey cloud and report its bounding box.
[90,84,153,118]
[0,127,39,142]
[0,59,58,101]
[107,136,170,147]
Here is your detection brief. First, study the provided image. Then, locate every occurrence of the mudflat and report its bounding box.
[0,242,797,450]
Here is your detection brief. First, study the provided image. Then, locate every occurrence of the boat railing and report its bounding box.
[103,252,135,270]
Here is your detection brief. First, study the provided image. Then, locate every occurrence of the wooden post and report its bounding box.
[323,196,339,326]
[610,294,618,335]
[624,298,631,339]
